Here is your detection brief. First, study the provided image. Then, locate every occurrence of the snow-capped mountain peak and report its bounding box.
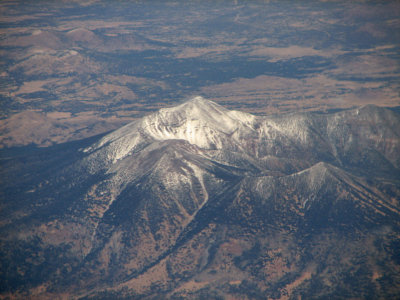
[151,96,255,131]
[83,96,256,163]
[82,98,400,180]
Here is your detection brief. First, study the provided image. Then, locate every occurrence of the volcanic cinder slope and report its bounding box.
[1,96,400,299]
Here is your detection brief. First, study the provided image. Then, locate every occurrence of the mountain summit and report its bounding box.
[83,96,399,175]
[1,97,400,299]
[84,96,256,164]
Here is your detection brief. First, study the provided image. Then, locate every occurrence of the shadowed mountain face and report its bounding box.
[1,97,400,299]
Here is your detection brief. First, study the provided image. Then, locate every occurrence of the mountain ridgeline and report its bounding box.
[1,97,400,299]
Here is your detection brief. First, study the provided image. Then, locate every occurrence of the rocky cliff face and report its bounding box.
[1,97,399,299]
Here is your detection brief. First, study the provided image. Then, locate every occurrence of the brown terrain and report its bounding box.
[0,0,399,148]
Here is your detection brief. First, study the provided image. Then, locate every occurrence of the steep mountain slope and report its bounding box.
[1,97,399,299]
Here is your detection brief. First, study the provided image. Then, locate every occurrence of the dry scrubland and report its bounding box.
[0,0,399,147]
